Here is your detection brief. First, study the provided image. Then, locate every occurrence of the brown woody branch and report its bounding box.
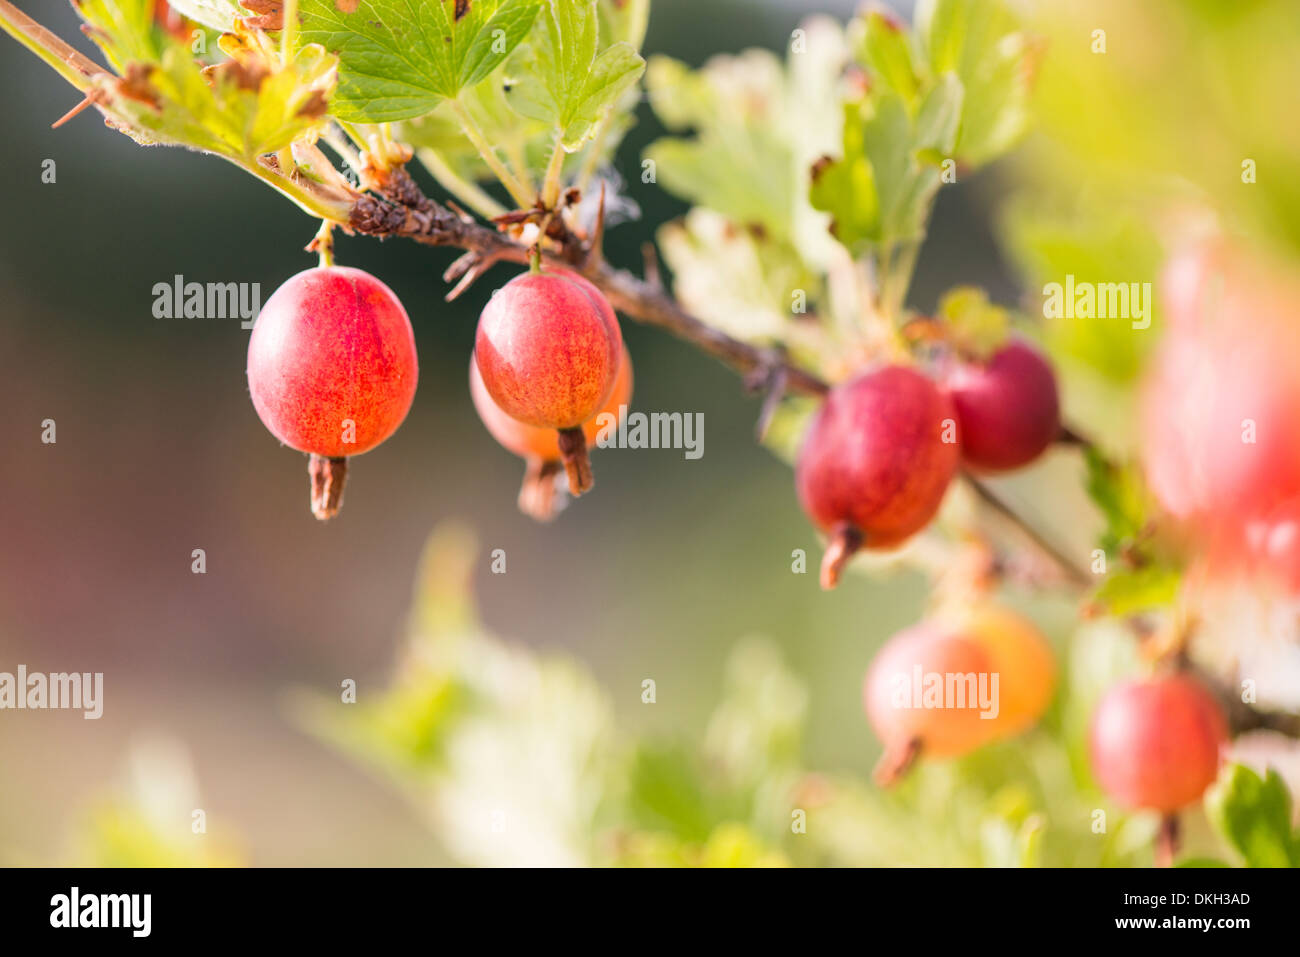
[350,168,832,398]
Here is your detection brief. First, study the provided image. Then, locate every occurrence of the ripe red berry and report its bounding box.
[795,365,959,588]
[1141,244,1300,532]
[864,606,1056,784]
[944,339,1060,472]
[475,269,623,495]
[470,344,634,520]
[247,266,418,519]
[1240,497,1300,591]
[957,604,1056,738]
[1089,674,1227,813]
[864,622,998,782]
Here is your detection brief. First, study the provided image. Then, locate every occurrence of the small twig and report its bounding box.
[965,474,1092,587]
[0,0,105,91]
[1057,424,1094,450]
[1192,665,1300,739]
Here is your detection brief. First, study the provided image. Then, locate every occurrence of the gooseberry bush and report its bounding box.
[7,0,1300,867]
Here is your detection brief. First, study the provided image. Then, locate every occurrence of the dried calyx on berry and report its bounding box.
[469,342,633,521]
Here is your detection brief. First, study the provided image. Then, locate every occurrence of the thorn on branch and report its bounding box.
[444,248,507,302]
[445,200,475,224]
[745,356,789,443]
[51,88,105,128]
[587,182,607,267]
[641,242,663,293]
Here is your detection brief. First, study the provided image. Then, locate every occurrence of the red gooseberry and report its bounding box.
[796,365,959,588]
[247,266,418,519]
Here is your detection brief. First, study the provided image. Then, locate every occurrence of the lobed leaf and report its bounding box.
[76,0,337,159]
[1206,764,1300,868]
[295,0,542,122]
[914,0,1034,166]
[505,0,644,150]
[810,76,961,251]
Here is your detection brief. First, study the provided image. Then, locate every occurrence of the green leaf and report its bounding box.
[1083,447,1147,554]
[860,8,919,107]
[505,0,645,149]
[643,55,708,131]
[167,0,245,33]
[1177,857,1230,868]
[625,745,716,844]
[295,0,542,123]
[1206,764,1300,868]
[402,73,550,185]
[644,54,797,241]
[809,103,879,249]
[77,0,337,159]
[79,0,163,70]
[914,73,963,154]
[656,209,821,342]
[936,285,1009,358]
[915,0,1033,166]
[810,78,961,250]
[1089,565,1180,617]
[597,0,649,51]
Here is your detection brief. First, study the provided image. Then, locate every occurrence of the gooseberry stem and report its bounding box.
[281,0,298,64]
[450,98,534,209]
[541,134,566,210]
[314,220,335,268]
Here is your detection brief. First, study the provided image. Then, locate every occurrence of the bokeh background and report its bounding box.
[0,0,1001,865]
[4,0,1293,866]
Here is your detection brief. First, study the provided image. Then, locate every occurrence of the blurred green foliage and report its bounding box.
[40,738,242,867]
[5,0,1299,870]
[1001,0,1300,455]
[278,525,1289,867]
